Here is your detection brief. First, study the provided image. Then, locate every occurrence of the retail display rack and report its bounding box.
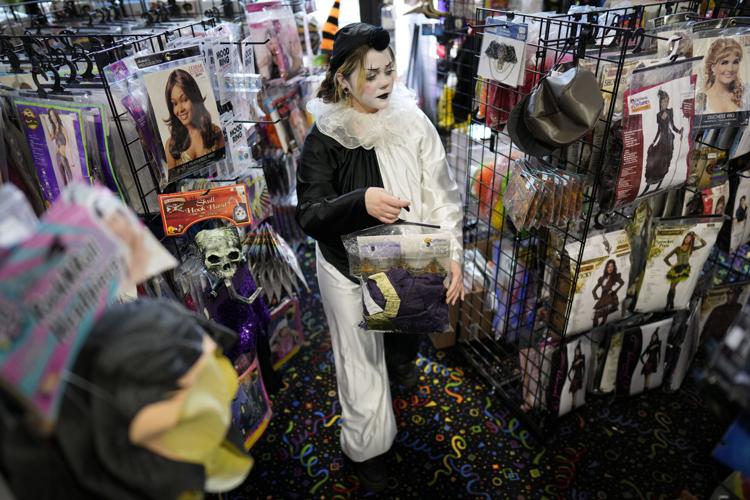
[454,1,698,440]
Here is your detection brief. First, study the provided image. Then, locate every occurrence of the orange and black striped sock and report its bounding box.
[320,0,340,55]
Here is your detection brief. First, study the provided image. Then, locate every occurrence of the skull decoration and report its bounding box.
[195,227,243,281]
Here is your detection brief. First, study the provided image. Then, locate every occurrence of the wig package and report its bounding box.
[691,26,750,128]
[634,216,722,313]
[134,45,226,184]
[342,222,453,334]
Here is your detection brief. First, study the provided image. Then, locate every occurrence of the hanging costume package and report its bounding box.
[13,99,93,205]
[62,183,179,297]
[519,336,557,412]
[103,52,168,190]
[232,352,273,451]
[682,180,729,217]
[688,144,728,189]
[730,173,750,252]
[268,297,304,370]
[477,18,527,88]
[246,3,304,81]
[634,216,722,313]
[342,222,453,334]
[492,237,539,344]
[612,59,697,208]
[546,334,592,416]
[699,281,750,344]
[616,316,673,395]
[564,229,631,335]
[591,326,624,394]
[692,28,750,129]
[0,196,126,428]
[664,306,701,391]
[135,46,226,184]
[12,93,124,203]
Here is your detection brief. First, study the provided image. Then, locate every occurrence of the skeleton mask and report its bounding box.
[195,227,243,281]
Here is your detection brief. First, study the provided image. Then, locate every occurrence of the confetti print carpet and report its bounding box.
[222,241,729,499]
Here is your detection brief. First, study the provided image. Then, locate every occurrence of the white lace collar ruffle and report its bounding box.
[306,84,419,150]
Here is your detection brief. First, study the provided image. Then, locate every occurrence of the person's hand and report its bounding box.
[365,187,410,224]
[446,260,465,306]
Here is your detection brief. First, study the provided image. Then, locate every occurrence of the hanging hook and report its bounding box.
[31,65,49,98]
[630,27,647,54]
[577,23,594,60]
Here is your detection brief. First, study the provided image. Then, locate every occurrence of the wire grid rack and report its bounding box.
[0,0,250,36]
[454,1,698,439]
[0,17,221,247]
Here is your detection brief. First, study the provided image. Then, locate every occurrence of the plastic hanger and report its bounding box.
[651,12,701,28]
[691,16,750,30]
[405,0,448,19]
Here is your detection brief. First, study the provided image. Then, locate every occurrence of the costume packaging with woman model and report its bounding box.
[699,282,750,344]
[730,173,750,252]
[616,317,673,395]
[564,229,631,335]
[664,307,701,391]
[634,217,721,313]
[13,100,90,204]
[295,23,463,491]
[546,335,592,416]
[612,59,696,207]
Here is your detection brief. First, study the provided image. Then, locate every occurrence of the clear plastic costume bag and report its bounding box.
[342,222,453,334]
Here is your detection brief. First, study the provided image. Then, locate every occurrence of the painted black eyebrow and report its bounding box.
[366,60,395,72]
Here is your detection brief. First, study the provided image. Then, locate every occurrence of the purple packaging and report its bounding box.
[14,101,91,205]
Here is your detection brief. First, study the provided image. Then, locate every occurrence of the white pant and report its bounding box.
[315,245,397,462]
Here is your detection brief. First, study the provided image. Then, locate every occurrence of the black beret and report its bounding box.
[329,22,390,74]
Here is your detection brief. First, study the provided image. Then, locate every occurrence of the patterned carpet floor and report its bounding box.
[221,241,729,499]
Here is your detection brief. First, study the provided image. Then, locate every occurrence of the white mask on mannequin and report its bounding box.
[340,48,396,113]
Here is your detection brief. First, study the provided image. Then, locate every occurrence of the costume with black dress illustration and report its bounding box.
[644,107,681,190]
[592,271,625,326]
[640,333,662,379]
[736,203,747,223]
[567,351,586,395]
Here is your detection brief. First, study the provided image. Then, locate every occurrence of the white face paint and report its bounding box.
[346,48,396,113]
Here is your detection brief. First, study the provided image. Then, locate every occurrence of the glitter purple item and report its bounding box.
[205,264,271,363]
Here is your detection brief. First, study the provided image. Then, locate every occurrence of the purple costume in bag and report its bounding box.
[364,267,449,333]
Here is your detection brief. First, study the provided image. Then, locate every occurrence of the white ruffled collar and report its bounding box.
[306,84,419,150]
